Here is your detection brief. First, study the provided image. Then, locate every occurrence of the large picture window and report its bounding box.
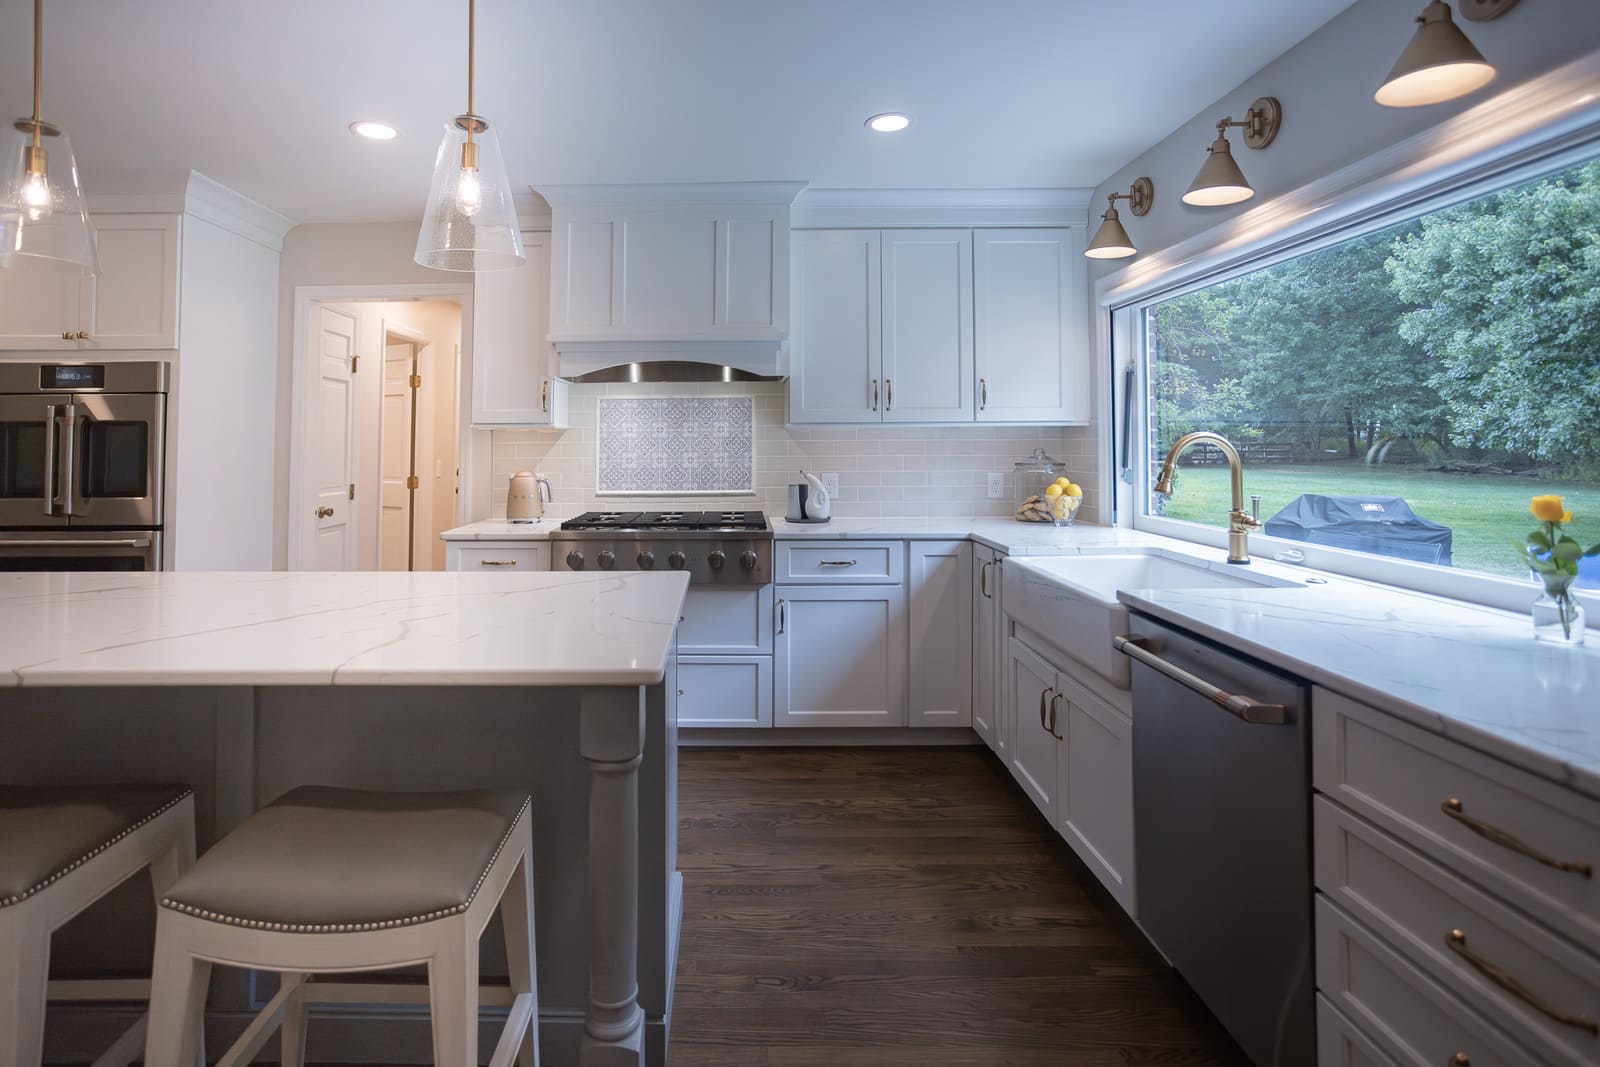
[1139,153,1600,588]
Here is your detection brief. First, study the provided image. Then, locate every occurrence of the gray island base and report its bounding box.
[0,570,690,1066]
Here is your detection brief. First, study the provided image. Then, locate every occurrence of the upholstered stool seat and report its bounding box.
[145,786,539,1067]
[0,784,196,1067]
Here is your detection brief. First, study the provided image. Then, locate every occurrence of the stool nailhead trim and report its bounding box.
[0,789,194,908]
[160,795,532,933]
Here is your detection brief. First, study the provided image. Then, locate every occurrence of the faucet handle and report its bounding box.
[1251,494,1261,524]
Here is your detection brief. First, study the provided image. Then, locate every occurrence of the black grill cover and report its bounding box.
[1264,494,1453,566]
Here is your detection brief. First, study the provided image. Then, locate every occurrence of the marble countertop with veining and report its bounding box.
[0,570,689,688]
[1120,581,1600,799]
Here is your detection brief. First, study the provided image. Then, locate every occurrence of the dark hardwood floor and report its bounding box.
[667,746,1248,1067]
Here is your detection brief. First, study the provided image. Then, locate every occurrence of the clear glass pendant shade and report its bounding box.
[414,116,524,272]
[1,120,96,273]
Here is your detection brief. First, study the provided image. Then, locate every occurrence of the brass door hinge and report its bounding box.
[406,475,420,490]
[348,483,355,500]
[351,354,359,373]
[409,373,422,389]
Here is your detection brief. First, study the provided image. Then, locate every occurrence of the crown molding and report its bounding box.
[182,172,295,252]
[791,187,1094,229]
[535,181,809,208]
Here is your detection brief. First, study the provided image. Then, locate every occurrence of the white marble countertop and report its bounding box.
[0,570,689,688]
[1120,581,1600,799]
[441,519,557,541]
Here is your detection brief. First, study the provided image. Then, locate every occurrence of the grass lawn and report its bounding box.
[1154,462,1600,578]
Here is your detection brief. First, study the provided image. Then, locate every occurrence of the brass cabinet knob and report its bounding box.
[75,330,90,340]
[62,331,75,341]
[1449,1054,1470,1066]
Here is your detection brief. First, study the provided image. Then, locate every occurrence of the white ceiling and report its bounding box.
[1,0,1358,224]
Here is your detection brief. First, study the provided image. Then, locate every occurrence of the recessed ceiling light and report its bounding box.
[865,113,911,133]
[349,121,399,141]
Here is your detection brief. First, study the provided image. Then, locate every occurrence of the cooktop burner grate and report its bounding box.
[561,511,769,532]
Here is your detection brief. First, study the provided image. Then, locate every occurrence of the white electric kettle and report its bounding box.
[507,471,552,522]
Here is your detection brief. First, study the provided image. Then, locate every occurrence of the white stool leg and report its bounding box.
[500,846,540,1067]
[429,925,480,1067]
[280,978,309,1067]
[143,917,210,1067]
[0,907,51,1067]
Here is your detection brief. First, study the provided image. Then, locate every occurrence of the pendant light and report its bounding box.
[414,0,525,272]
[1374,1,1516,108]
[2,0,96,272]
[1182,98,1282,208]
[1085,178,1153,260]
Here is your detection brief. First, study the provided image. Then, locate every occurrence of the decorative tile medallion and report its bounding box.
[596,395,756,495]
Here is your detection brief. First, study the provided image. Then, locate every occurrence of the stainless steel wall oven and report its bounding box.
[0,361,167,571]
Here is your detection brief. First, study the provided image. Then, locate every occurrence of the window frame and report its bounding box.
[1097,57,1600,618]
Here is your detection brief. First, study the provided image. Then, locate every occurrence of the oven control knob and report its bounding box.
[668,550,687,570]
[707,549,726,569]
[637,550,655,569]
[565,550,584,570]
[597,549,616,570]
[739,550,759,571]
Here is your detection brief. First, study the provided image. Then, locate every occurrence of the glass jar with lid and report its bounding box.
[1013,448,1081,525]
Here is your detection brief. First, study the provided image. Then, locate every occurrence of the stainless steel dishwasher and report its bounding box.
[1117,613,1313,1067]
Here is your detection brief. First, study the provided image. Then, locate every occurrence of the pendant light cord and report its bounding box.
[466,0,475,144]
[31,0,43,149]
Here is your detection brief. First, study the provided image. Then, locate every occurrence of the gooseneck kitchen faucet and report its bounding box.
[1153,431,1261,564]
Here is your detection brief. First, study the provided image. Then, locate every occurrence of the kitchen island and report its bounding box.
[0,569,689,1066]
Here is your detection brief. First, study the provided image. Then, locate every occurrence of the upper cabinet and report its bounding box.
[789,226,1086,426]
[974,228,1087,424]
[0,214,181,351]
[471,230,568,428]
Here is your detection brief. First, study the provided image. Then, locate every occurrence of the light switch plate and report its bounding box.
[821,472,840,498]
[987,473,1005,499]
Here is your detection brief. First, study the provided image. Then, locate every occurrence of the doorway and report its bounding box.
[289,288,476,571]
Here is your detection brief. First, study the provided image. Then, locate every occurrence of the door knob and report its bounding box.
[315,506,334,518]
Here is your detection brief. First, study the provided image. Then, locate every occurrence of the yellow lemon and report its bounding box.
[1064,483,1083,498]
[1054,477,1071,489]
[1044,484,1063,498]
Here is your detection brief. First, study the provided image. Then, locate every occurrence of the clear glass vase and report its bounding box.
[1531,591,1586,646]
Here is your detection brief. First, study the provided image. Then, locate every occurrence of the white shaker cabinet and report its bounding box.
[788,229,881,424]
[471,231,568,428]
[0,213,180,351]
[1006,636,1060,822]
[907,540,972,728]
[973,228,1087,424]
[774,584,907,728]
[880,230,973,423]
[972,544,1004,753]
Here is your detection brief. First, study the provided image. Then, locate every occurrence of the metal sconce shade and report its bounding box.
[1183,136,1254,206]
[1085,206,1136,259]
[414,116,525,272]
[1375,1,1498,108]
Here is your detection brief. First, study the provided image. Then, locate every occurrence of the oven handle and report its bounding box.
[42,404,58,516]
[1114,635,1287,725]
[57,402,78,516]
[3,537,152,549]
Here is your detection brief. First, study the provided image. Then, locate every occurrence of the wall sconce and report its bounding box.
[1375,0,1517,108]
[1085,177,1154,259]
[1182,97,1282,207]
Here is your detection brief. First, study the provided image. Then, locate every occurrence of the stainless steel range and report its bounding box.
[552,510,772,584]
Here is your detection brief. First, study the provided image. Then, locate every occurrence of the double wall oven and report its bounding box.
[0,362,168,571]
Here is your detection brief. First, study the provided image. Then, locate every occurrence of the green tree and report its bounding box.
[1387,160,1600,467]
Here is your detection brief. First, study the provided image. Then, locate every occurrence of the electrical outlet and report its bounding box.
[987,472,1005,499]
[821,472,840,498]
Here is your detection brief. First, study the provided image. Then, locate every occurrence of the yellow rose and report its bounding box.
[1531,495,1566,523]
[1562,510,1574,524]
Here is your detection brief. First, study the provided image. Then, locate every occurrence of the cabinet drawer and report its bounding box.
[1314,687,1600,953]
[1317,994,1401,1067]
[1316,797,1600,1064]
[677,656,773,729]
[450,544,547,571]
[1316,895,1543,1067]
[678,585,774,655]
[776,541,902,584]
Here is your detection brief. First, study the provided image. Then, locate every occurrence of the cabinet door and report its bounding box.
[1055,677,1135,912]
[972,545,998,748]
[1006,636,1059,822]
[678,656,773,728]
[472,231,564,427]
[774,584,906,727]
[991,552,1011,761]
[447,543,548,572]
[83,214,180,350]
[909,540,972,728]
[677,585,774,655]
[0,261,82,351]
[881,230,972,423]
[973,228,1087,424]
[788,229,881,424]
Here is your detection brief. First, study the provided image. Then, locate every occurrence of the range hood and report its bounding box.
[539,182,806,385]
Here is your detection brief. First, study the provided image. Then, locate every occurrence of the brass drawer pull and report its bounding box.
[818,560,857,567]
[1442,798,1593,878]
[1446,929,1600,1035]
[478,559,517,566]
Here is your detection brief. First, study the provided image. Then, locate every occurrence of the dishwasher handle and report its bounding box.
[1114,635,1288,725]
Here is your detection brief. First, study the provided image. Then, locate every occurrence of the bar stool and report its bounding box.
[144,786,538,1067]
[0,784,196,1067]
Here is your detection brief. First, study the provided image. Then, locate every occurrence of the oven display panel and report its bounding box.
[40,365,105,389]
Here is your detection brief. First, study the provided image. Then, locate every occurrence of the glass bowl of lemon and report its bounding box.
[1013,449,1082,525]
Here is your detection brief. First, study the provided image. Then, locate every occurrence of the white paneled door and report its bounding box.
[379,340,414,571]
[304,304,358,570]
[774,585,907,727]
[788,230,881,424]
[881,230,973,422]
[973,228,1087,424]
